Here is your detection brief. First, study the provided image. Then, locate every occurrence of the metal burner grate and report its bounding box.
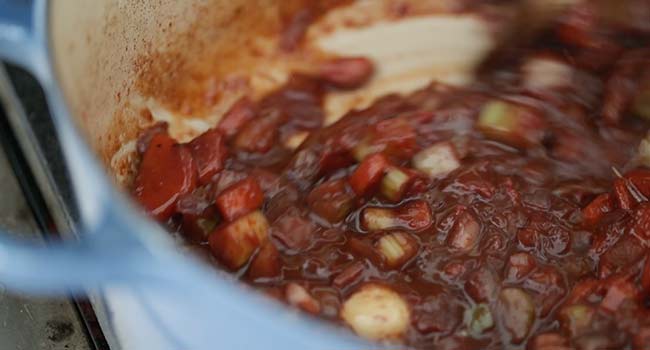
[0,62,110,350]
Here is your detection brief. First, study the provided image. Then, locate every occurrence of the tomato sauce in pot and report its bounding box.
[132,2,650,348]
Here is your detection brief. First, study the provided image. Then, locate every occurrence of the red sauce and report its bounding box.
[133,3,650,348]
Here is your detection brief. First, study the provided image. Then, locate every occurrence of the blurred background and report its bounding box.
[0,63,107,349]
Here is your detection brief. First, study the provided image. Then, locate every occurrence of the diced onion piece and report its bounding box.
[558,304,594,338]
[522,57,572,91]
[377,232,418,268]
[380,167,412,202]
[349,153,390,196]
[412,141,460,179]
[284,131,310,151]
[340,284,410,340]
[208,211,269,270]
[498,288,535,344]
[464,303,494,337]
[505,252,536,281]
[361,207,397,231]
[446,211,481,252]
[286,283,321,314]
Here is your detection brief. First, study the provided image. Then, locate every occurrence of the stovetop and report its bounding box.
[0,63,109,349]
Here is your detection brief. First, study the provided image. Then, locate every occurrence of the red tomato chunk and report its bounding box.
[134,134,197,221]
[215,177,264,222]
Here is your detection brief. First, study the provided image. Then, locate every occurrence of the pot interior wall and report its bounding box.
[49,0,495,187]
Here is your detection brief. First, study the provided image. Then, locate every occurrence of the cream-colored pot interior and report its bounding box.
[48,0,496,187]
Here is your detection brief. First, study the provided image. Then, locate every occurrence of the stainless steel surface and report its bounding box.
[0,138,91,349]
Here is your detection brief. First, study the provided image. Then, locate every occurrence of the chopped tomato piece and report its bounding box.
[349,153,389,196]
[612,178,636,210]
[581,193,614,227]
[307,179,354,224]
[631,203,650,241]
[188,128,228,185]
[176,190,219,243]
[333,261,366,288]
[208,211,269,270]
[247,242,281,280]
[597,234,645,278]
[555,4,598,48]
[270,210,315,252]
[625,168,650,197]
[565,278,599,305]
[215,177,264,222]
[318,57,374,89]
[234,112,284,153]
[217,97,256,137]
[396,200,433,231]
[345,237,384,266]
[372,118,418,160]
[134,134,197,221]
[464,268,499,303]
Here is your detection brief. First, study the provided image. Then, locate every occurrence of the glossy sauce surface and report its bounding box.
[133,2,650,348]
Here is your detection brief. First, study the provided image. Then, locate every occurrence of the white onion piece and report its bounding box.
[412,141,461,179]
[340,284,410,340]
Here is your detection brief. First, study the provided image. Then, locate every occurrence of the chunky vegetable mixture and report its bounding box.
[133,2,650,349]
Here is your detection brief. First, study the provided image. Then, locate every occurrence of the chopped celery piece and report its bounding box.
[377,232,417,268]
[412,142,460,179]
[464,303,494,337]
[362,207,396,231]
[380,167,411,201]
[478,100,515,134]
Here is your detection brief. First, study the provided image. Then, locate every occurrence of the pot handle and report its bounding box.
[0,0,164,293]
